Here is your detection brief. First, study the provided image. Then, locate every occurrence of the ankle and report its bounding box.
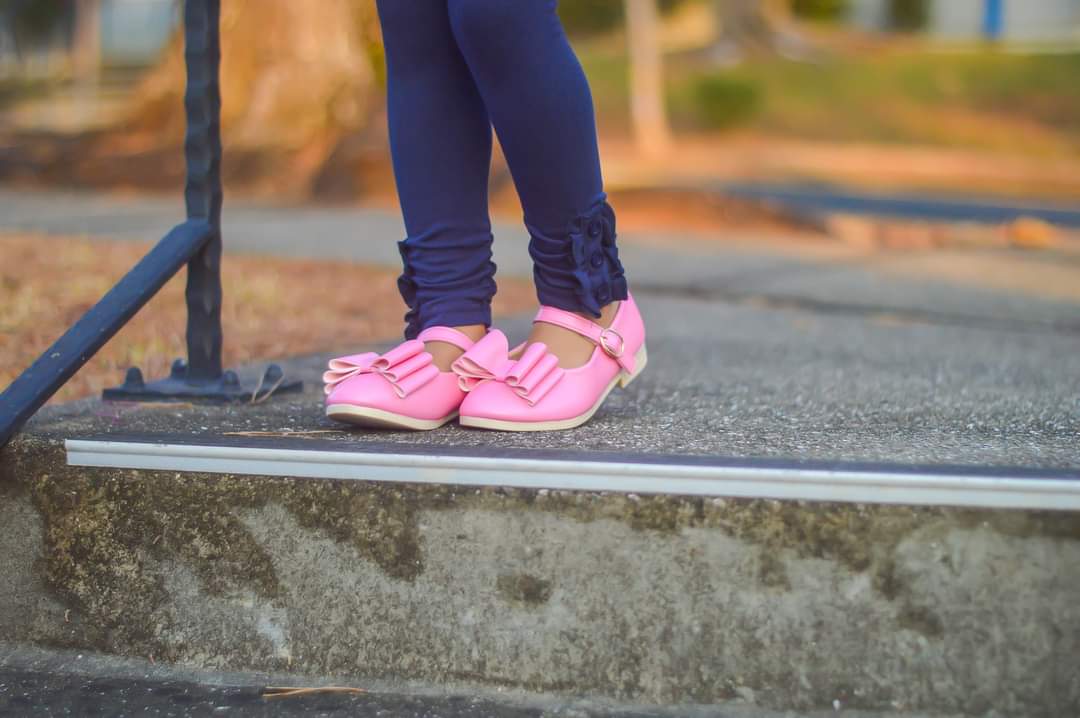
[526,301,620,369]
[574,300,619,328]
[426,324,486,371]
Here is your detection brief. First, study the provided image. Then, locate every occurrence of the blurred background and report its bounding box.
[2,0,1078,203]
[2,0,1079,402]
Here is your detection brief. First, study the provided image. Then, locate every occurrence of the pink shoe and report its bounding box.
[453,294,647,431]
[324,326,476,430]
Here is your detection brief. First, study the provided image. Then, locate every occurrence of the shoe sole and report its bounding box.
[459,344,648,432]
[325,405,458,431]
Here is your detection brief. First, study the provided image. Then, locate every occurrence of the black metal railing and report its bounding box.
[0,0,299,448]
[181,0,225,383]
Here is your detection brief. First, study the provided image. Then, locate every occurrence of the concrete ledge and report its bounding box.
[3,432,1079,715]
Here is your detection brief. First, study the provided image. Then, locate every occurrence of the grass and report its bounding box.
[0,233,534,404]
[577,40,1080,155]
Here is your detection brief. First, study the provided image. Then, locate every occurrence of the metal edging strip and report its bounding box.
[65,439,1080,511]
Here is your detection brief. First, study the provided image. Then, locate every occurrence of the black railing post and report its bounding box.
[97,0,300,403]
[181,0,224,383]
[0,0,301,447]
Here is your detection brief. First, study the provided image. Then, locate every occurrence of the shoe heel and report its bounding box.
[618,344,648,388]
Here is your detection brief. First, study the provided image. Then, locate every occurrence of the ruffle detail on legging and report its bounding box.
[528,196,627,318]
[397,233,497,339]
[396,239,423,339]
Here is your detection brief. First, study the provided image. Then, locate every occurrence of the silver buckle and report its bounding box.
[599,328,625,358]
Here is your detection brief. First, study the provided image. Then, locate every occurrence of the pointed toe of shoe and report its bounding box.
[326,373,464,429]
[325,372,398,409]
[458,373,604,431]
[458,380,527,424]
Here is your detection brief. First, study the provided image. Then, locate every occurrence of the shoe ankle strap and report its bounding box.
[534,304,626,359]
[417,326,477,353]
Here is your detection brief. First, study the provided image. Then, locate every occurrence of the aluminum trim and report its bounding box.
[66,439,1080,511]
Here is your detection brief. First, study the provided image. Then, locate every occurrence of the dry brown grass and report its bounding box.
[0,233,535,404]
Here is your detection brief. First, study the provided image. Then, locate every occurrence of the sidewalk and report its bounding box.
[4,188,1078,468]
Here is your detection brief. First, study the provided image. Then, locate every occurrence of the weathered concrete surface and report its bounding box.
[16,290,1080,469]
[0,481,68,646]
[2,436,1078,716]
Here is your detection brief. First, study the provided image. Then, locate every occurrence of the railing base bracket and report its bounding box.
[102,360,302,404]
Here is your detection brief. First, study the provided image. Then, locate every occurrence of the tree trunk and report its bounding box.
[125,0,378,152]
[625,0,672,156]
[71,0,101,85]
[71,0,102,127]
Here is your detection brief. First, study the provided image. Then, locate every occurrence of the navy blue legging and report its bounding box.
[376,0,628,338]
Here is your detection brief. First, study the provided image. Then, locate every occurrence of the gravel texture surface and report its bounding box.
[8,189,1080,469]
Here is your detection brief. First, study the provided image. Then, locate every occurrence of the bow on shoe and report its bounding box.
[451,331,513,391]
[323,340,440,398]
[451,332,566,406]
[504,343,565,406]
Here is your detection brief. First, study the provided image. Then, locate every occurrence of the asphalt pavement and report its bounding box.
[0,647,731,718]
[0,668,544,717]
[4,188,1080,469]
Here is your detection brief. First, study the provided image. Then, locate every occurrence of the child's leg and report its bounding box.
[446,0,629,366]
[376,0,495,361]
